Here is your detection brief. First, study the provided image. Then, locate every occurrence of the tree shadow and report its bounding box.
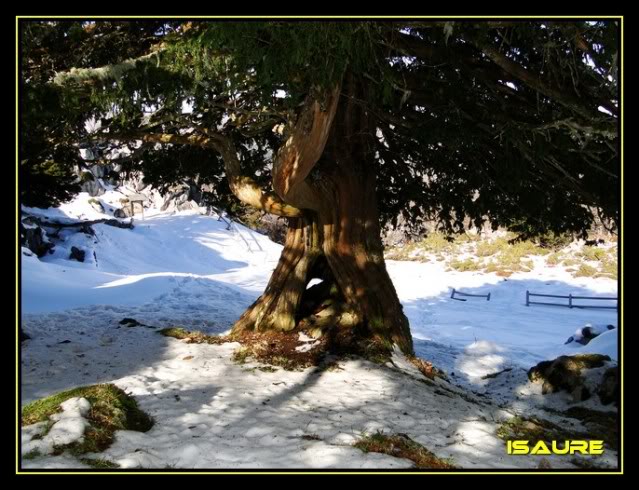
[20,309,619,470]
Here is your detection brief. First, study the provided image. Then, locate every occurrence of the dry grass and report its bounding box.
[575,264,598,277]
[159,327,227,344]
[354,432,456,469]
[386,231,617,281]
[408,356,447,380]
[448,257,482,272]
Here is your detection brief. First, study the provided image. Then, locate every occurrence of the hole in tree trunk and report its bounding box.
[306,278,324,289]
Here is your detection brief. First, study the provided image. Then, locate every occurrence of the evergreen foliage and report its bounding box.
[20,20,619,237]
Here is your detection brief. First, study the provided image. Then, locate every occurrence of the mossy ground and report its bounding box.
[498,407,618,459]
[22,383,153,458]
[23,449,43,460]
[496,415,590,445]
[354,432,456,469]
[542,406,618,450]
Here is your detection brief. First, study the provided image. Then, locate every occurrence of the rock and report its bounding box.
[528,354,611,402]
[80,178,106,197]
[160,183,199,212]
[597,367,619,406]
[69,246,86,262]
[582,326,599,341]
[20,222,54,257]
[564,324,608,346]
[80,148,96,161]
[89,164,107,178]
[104,170,121,185]
[119,318,141,327]
[177,200,199,211]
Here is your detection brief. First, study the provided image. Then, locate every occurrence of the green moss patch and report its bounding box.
[159,327,227,344]
[23,384,153,456]
[23,449,43,460]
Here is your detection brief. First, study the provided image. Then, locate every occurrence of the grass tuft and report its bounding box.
[23,449,42,460]
[449,257,482,272]
[408,356,447,380]
[574,264,597,277]
[159,326,227,344]
[354,432,456,469]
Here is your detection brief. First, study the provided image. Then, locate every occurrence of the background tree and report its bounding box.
[21,20,619,356]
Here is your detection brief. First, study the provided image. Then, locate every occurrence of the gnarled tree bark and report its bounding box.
[231,75,414,355]
[105,77,414,356]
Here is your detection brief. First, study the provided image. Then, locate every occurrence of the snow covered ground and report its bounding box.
[391,259,618,389]
[20,193,620,470]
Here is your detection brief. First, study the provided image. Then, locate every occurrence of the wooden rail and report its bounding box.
[526,291,617,310]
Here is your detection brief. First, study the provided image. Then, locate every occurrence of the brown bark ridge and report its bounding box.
[231,74,414,357]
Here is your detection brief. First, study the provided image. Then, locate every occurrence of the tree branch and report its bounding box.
[467,37,618,120]
[53,49,164,86]
[101,130,303,218]
[272,84,342,210]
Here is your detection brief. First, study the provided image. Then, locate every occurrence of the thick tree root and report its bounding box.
[162,306,397,371]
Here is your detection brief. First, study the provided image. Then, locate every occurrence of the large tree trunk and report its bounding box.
[231,181,413,355]
[231,75,414,356]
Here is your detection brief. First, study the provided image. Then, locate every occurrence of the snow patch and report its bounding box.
[22,397,91,456]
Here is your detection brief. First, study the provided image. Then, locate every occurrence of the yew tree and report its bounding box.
[24,20,619,356]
